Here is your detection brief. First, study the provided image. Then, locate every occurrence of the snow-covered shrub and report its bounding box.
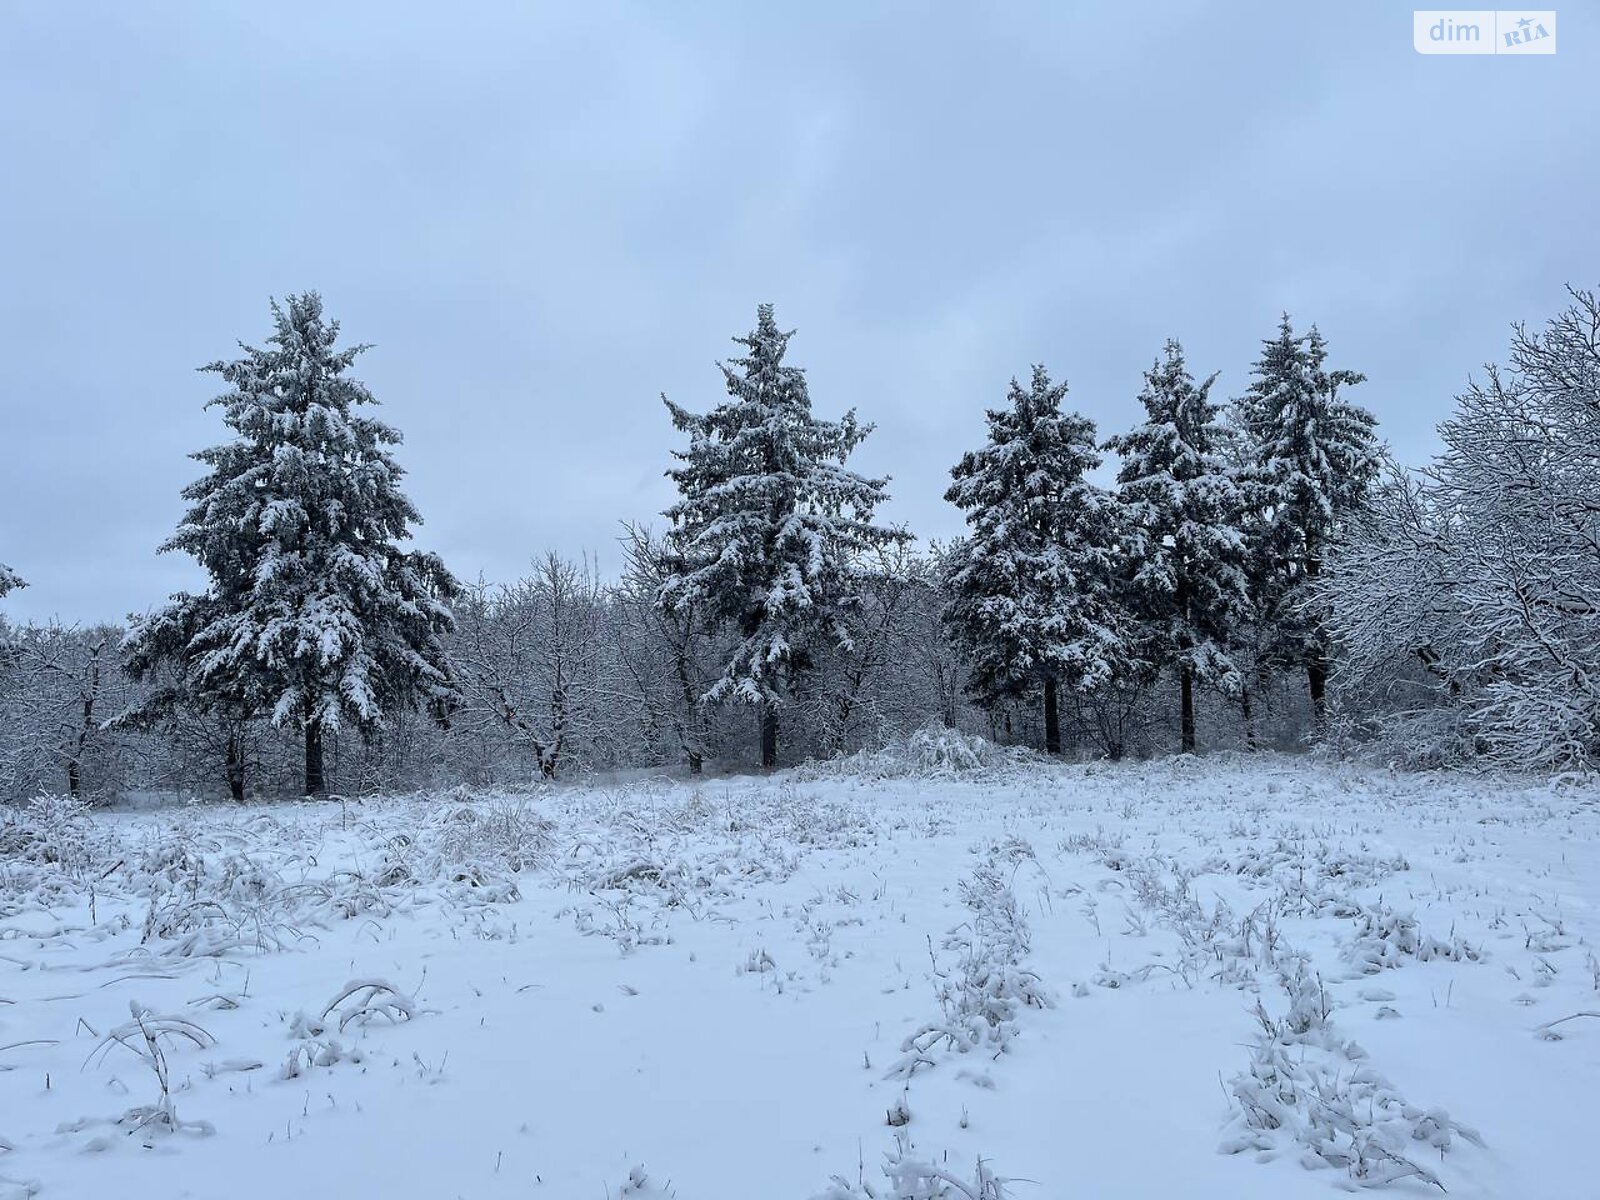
[424,794,554,877]
[278,980,417,1079]
[85,1003,216,1141]
[888,855,1051,1079]
[959,863,1031,954]
[139,892,294,958]
[8,793,93,854]
[1323,290,1600,772]
[1223,958,1482,1189]
[0,794,102,909]
[806,725,1032,780]
[1325,708,1479,772]
[319,978,418,1031]
[1225,1034,1480,1189]
[884,726,992,774]
[365,792,552,900]
[1340,903,1483,973]
[814,1144,1009,1199]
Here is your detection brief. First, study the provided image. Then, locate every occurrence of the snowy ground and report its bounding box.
[3,743,1598,1199]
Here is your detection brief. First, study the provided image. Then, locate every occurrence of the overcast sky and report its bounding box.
[1,2,1594,624]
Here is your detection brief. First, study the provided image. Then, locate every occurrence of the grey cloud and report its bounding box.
[2,1,1594,622]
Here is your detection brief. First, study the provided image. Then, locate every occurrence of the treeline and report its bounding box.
[1325,288,1600,771]
[1,287,1594,801]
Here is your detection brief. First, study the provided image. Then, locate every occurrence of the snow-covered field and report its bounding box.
[3,743,1598,1199]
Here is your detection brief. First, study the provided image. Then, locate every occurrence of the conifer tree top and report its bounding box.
[1237,314,1380,535]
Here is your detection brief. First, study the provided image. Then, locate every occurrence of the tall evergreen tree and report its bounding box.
[658,303,904,769]
[1106,341,1251,752]
[1236,315,1379,727]
[124,292,459,796]
[942,365,1126,754]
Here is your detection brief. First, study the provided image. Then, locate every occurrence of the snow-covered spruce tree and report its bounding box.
[942,365,1127,754]
[124,292,459,797]
[1235,316,1378,729]
[658,304,906,769]
[1105,340,1251,753]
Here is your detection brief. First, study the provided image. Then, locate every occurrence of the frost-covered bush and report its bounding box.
[1223,958,1482,1189]
[1324,707,1480,772]
[279,979,418,1079]
[888,854,1051,1079]
[1340,902,1483,973]
[805,725,1033,780]
[387,792,553,896]
[1324,289,1600,772]
[5,793,93,856]
[0,794,101,907]
[428,793,554,870]
[84,1003,216,1141]
[815,1142,1008,1199]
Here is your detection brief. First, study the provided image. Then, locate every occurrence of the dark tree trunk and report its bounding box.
[225,732,246,803]
[1180,663,1196,754]
[1305,540,1329,731]
[1241,684,1258,751]
[66,653,100,799]
[1308,658,1329,730]
[760,703,778,770]
[305,722,326,797]
[1043,677,1061,755]
[676,657,705,776]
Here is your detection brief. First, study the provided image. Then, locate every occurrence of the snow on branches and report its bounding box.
[657,304,906,766]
